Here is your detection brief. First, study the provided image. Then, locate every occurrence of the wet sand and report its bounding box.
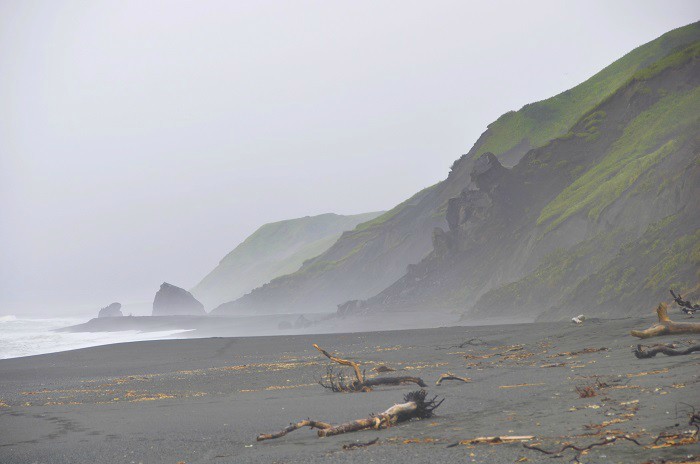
[1,315,698,463]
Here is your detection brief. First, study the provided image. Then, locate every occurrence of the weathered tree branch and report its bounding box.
[630,303,700,339]
[634,343,700,358]
[313,344,426,392]
[313,344,364,383]
[257,390,443,441]
[256,419,332,441]
[362,376,427,388]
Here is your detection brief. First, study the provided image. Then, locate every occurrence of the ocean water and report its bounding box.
[0,315,190,359]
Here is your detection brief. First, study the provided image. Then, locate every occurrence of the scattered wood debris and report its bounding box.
[435,372,471,385]
[313,344,426,392]
[634,343,700,358]
[257,390,443,441]
[631,303,700,339]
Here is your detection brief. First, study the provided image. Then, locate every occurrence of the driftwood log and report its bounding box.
[313,344,426,392]
[634,343,700,358]
[256,390,443,441]
[630,303,700,339]
[670,289,699,315]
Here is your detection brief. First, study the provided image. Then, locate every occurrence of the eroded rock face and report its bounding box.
[431,227,454,257]
[446,189,492,232]
[152,283,206,316]
[97,302,123,318]
[470,152,507,191]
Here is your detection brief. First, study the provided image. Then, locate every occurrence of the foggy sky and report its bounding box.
[1,1,697,316]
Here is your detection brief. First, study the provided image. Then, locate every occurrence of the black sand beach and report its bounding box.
[1,315,698,463]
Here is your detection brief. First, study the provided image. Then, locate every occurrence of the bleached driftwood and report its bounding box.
[630,303,700,339]
[435,372,471,385]
[256,390,443,441]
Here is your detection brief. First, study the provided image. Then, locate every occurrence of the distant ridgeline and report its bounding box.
[211,22,700,320]
[191,212,383,309]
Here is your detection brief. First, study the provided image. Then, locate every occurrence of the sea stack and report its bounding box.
[152,282,206,316]
[97,302,123,318]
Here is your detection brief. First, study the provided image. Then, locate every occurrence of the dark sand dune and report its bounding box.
[1,316,698,463]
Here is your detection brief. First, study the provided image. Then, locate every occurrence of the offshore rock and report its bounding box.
[152,282,206,316]
[97,302,123,318]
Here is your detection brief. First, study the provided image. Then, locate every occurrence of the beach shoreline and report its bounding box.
[1,315,698,463]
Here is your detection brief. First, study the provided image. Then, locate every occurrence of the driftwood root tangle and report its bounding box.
[313,344,426,392]
[670,289,699,314]
[257,390,443,441]
[630,303,700,339]
[634,343,700,358]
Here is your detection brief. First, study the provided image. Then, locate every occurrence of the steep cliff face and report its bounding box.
[360,40,700,319]
[192,212,382,308]
[213,22,700,317]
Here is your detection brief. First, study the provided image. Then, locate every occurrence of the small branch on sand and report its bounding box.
[630,303,700,339]
[670,289,699,315]
[342,437,379,449]
[435,372,471,385]
[523,435,643,461]
[634,343,700,358]
[256,390,443,441]
[313,344,426,392]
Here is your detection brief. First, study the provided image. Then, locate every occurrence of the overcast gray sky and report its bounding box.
[1,1,697,316]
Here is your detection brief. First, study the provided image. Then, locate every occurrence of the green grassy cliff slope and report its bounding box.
[213,22,700,317]
[365,36,699,320]
[468,22,700,166]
